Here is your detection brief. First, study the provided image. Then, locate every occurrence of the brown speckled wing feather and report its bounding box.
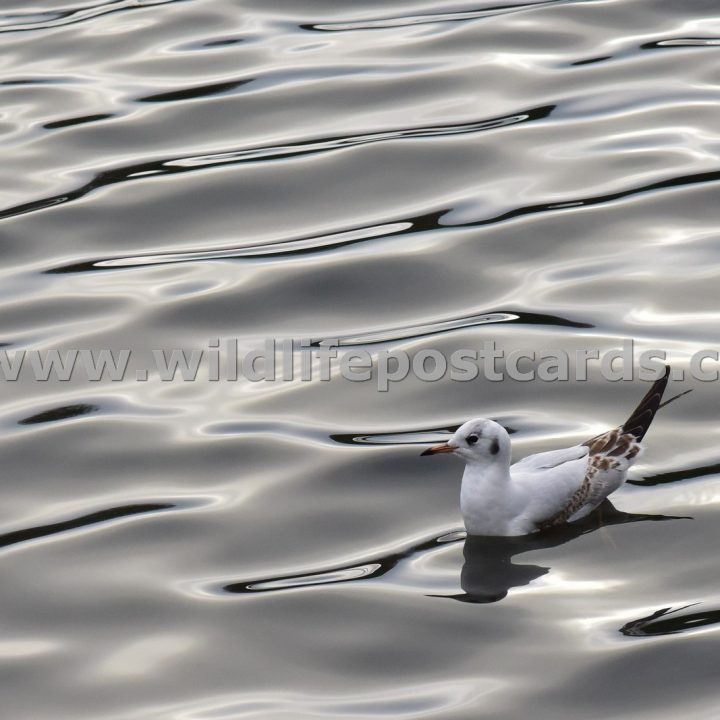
[538,429,640,529]
[538,369,673,529]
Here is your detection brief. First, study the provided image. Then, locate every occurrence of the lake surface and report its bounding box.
[2,1,720,718]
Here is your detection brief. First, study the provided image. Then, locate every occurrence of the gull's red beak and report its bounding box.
[421,442,455,456]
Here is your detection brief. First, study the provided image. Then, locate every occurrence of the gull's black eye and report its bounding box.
[466,434,479,445]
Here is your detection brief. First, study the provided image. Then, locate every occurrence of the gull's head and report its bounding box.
[421,418,510,465]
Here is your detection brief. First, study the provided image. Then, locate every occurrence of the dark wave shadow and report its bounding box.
[445,501,691,604]
[0,0,181,34]
[567,36,720,68]
[30,104,551,240]
[311,309,592,347]
[139,78,251,103]
[641,37,720,50]
[45,215,434,273]
[203,419,516,447]
[620,603,720,637]
[301,0,573,32]
[221,529,465,595]
[330,422,516,446]
[461,168,720,229]
[42,165,720,273]
[19,403,99,426]
[0,0,183,35]
[43,113,115,130]
[570,55,612,66]
[219,500,688,601]
[628,462,720,487]
[0,503,174,551]
[0,77,83,86]
[183,36,246,50]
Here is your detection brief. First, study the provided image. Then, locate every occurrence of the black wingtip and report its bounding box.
[621,365,672,441]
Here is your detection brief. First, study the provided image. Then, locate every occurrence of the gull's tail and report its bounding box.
[622,365,690,441]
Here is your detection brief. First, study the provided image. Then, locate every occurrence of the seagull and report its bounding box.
[421,366,689,536]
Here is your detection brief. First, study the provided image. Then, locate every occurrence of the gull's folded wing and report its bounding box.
[511,445,588,472]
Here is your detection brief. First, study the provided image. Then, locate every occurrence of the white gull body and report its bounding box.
[422,368,681,536]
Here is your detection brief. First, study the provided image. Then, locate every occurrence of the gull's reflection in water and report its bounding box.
[451,500,690,604]
[218,500,688,602]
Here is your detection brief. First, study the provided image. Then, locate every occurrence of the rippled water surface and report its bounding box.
[3,1,720,718]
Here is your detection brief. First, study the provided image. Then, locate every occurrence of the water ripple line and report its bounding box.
[18,403,99,426]
[628,461,720,487]
[46,215,439,273]
[330,421,517,446]
[218,529,464,596]
[45,166,720,274]
[134,64,436,104]
[203,419,512,447]
[0,503,172,552]
[43,113,116,130]
[570,35,720,66]
[642,37,720,50]
[0,0,186,34]
[621,603,720,637]
[1,104,554,224]
[301,0,587,32]
[312,309,592,347]
[0,495,215,554]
